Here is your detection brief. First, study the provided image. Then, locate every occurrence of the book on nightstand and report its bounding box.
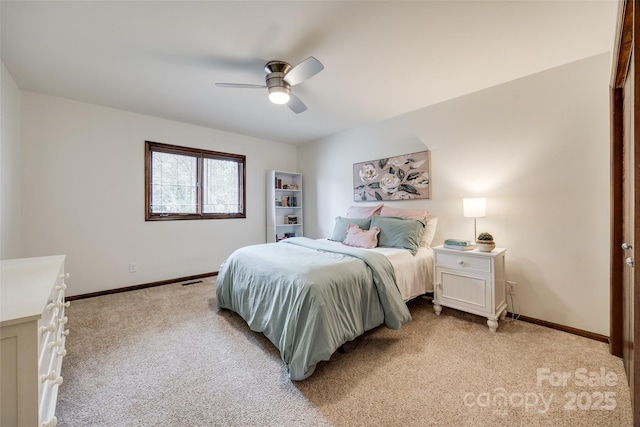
[443,239,475,250]
[443,244,475,251]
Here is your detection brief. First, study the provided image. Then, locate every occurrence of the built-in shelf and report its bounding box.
[267,171,303,242]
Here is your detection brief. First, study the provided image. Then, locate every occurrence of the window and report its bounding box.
[145,141,246,220]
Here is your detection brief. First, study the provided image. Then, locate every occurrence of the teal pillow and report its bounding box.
[329,216,371,242]
[370,216,425,255]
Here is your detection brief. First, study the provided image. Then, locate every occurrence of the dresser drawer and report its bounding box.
[39,284,66,354]
[39,270,68,375]
[1,255,67,427]
[39,267,68,427]
[436,252,492,273]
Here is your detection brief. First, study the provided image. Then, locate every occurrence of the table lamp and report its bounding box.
[463,197,486,241]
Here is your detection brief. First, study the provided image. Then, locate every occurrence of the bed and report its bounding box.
[216,205,436,380]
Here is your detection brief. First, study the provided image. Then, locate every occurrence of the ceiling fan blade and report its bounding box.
[215,83,266,89]
[283,56,324,86]
[288,93,307,114]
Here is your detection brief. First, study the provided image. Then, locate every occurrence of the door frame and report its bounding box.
[610,0,640,424]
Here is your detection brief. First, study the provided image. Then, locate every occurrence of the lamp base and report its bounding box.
[473,218,477,242]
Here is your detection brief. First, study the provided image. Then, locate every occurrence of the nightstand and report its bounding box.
[432,246,507,332]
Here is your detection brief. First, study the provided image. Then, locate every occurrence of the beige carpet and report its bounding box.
[57,278,632,426]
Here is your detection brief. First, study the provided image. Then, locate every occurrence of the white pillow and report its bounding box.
[422,217,438,247]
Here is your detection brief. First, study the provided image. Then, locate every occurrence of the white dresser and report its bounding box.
[1,255,69,427]
[432,246,507,332]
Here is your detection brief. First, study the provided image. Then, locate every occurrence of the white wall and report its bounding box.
[1,62,22,260]
[20,92,297,296]
[298,53,611,335]
[11,52,613,334]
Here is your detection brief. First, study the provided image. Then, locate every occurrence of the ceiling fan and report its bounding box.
[215,56,324,114]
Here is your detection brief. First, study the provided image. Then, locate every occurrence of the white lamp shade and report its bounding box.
[463,198,486,218]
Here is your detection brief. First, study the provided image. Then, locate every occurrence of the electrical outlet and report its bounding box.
[129,262,138,273]
[507,281,517,295]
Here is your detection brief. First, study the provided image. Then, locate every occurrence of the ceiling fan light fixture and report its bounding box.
[268,86,290,105]
[215,57,323,113]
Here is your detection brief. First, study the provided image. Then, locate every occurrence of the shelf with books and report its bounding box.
[267,171,303,242]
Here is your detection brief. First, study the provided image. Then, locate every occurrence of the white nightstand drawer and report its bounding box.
[436,252,492,273]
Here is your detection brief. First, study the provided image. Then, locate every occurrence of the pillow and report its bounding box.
[329,216,372,242]
[379,206,431,247]
[343,224,380,249]
[346,204,383,218]
[370,216,425,255]
[422,216,438,247]
[379,206,429,221]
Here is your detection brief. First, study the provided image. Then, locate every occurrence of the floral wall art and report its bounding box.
[353,151,430,201]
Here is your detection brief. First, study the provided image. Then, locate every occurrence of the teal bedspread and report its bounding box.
[215,237,412,380]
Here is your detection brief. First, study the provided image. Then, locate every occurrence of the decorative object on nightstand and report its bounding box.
[475,232,496,252]
[443,238,475,251]
[432,245,507,332]
[463,197,486,241]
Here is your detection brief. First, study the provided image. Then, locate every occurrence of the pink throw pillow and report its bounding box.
[343,224,380,249]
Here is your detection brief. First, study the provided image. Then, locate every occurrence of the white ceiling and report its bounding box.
[1,1,618,145]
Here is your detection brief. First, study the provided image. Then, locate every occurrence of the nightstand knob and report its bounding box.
[457,259,464,265]
[622,243,632,250]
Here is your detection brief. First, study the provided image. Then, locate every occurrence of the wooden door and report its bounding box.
[622,48,635,390]
[611,1,640,424]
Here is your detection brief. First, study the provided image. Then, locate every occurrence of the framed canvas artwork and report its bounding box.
[353,151,430,201]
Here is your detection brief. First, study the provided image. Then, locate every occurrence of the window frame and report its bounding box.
[145,141,246,221]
